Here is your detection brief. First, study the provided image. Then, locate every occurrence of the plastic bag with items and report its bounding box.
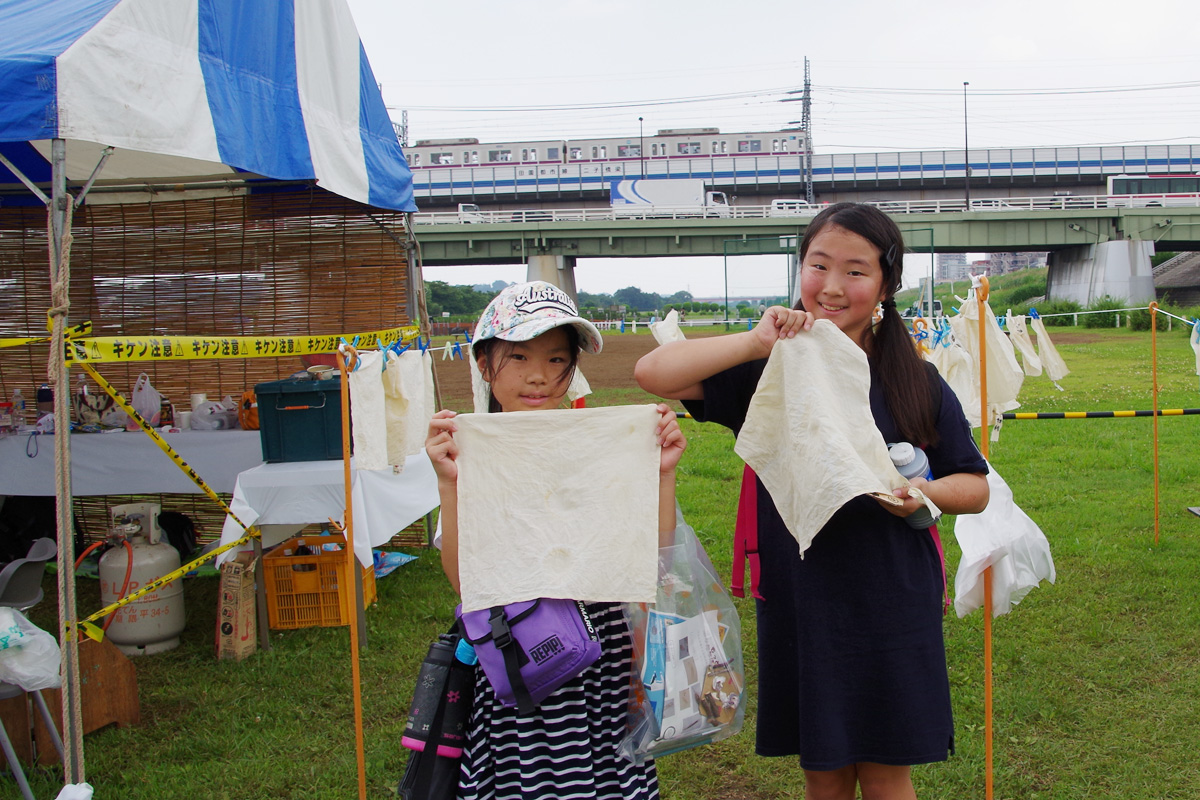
[125,372,163,430]
[0,607,61,691]
[191,396,239,430]
[619,507,745,764]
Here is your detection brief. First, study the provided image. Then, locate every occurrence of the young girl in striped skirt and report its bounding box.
[426,281,685,800]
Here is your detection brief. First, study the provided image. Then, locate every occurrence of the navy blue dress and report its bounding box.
[683,359,987,771]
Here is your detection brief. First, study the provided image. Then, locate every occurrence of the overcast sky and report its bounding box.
[347,0,1200,297]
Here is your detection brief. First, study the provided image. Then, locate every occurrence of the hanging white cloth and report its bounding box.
[650,308,687,345]
[1005,312,1043,377]
[453,404,661,612]
[925,334,982,428]
[348,350,387,470]
[953,462,1056,618]
[382,349,435,470]
[1029,315,1070,390]
[1189,319,1200,383]
[734,321,922,557]
[948,297,1023,436]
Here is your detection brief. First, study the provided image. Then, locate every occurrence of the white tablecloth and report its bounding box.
[0,429,264,496]
[218,452,439,567]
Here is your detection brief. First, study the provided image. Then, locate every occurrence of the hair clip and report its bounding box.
[885,243,897,266]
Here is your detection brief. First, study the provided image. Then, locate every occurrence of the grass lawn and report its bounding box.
[19,323,1200,799]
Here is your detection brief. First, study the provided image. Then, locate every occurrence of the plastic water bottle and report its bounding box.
[10,388,25,429]
[888,442,939,529]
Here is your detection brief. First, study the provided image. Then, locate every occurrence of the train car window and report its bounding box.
[618,145,641,157]
[652,143,660,156]
[592,146,599,159]
[531,148,538,161]
[489,149,513,162]
[677,142,700,155]
[521,149,529,161]
[470,151,480,164]
[569,147,582,160]
[432,152,454,165]
[410,153,421,166]
[547,147,560,160]
[600,146,607,158]
[738,140,762,153]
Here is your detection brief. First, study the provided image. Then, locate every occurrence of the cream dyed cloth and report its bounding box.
[1005,313,1043,377]
[383,349,434,470]
[650,309,687,345]
[949,299,1023,432]
[348,350,387,470]
[1191,321,1200,379]
[926,338,981,428]
[734,321,916,557]
[454,404,661,612]
[1029,316,1070,388]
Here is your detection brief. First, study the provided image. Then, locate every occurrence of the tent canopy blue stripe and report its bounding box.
[197,0,313,179]
[0,0,119,141]
[357,42,416,211]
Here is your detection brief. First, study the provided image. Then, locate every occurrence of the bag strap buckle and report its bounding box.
[488,607,513,649]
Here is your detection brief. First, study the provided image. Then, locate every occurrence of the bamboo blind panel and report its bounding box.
[0,191,412,406]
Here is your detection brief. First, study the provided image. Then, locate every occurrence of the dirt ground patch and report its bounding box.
[431,332,672,411]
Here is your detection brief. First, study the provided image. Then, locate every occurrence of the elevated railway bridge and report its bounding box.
[412,195,1200,307]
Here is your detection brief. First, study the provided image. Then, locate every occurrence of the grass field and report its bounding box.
[18,322,1200,799]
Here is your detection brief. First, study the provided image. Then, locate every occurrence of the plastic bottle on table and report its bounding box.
[10,388,25,429]
[888,442,939,529]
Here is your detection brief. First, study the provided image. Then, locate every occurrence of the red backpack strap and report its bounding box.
[929,524,948,614]
[733,464,764,600]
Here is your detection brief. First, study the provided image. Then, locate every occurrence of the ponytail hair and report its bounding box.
[795,203,939,446]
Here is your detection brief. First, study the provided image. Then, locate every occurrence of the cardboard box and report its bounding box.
[216,551,258,660]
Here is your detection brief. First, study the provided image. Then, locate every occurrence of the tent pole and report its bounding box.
[50,137,87,785]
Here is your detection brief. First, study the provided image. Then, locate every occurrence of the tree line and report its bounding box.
[424,281,731,321]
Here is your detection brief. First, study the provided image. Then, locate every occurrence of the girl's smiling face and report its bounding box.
[479,326,574,412]
[799,224,888,347]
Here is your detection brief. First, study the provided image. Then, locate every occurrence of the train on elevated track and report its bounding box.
[403,128,1200,207]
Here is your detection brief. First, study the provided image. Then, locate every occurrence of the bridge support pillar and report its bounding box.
[525,255,579,301]
[1046,240,1156,306]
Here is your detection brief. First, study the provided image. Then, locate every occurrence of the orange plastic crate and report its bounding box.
[263,533,377,630]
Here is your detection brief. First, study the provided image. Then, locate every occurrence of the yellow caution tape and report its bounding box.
[73,526,261,643]
[64,325,419,363]
[0,320,92,350]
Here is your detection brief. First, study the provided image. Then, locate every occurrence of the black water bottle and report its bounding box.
[402,636,456,753]
[435,639,477,758]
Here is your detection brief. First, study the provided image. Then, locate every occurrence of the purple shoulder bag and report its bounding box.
[456,598,602,714]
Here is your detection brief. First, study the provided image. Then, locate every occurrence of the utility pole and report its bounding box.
[638,116,645,178]
[962,82,970,207]
[801,58,814,204]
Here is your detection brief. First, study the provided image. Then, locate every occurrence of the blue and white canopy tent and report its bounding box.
[0,0,415,211]
[0,1,416,792]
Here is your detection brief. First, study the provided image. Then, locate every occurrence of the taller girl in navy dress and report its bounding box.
[635,203,989,800]
[426,281,686,800]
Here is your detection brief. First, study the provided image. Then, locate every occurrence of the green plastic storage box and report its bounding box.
[255,377,349,463]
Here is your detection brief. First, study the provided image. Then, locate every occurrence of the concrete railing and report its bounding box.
[414,194,1200,225]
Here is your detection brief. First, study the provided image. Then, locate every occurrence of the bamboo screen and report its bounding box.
[0,191,413,407]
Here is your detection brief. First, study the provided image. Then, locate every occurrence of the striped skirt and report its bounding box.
[455,602,658,800]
